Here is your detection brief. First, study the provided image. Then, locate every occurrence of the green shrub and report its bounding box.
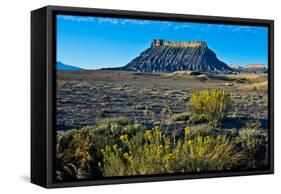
[237,121,268,168]
[188,114,207,124]
[188,124,213,137]
[56,130,102,181]
[94,116,133,133]
[171,112,191,121]
[190,89,231,127]
[56,117,144,181]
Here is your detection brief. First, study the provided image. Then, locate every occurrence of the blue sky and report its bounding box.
[56,15,268,70]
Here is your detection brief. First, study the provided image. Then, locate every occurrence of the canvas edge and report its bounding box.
[30,5,274,188]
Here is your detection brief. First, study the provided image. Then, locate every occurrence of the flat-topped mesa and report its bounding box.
[151,39,207,48]
[118,39,233,73]
[244,64,266,69]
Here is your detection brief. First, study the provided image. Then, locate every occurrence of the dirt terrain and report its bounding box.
[56,70,268,131]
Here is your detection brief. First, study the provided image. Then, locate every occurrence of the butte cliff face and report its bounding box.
[120,39,233,73]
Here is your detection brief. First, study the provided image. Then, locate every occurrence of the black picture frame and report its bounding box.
[31,5,274,188]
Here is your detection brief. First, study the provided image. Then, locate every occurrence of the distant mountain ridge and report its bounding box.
[57,61,83,70]
[229,64,267,73]
[114,39,233,73]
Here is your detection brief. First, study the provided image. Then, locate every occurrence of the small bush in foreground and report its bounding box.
[237,121,268,168]
[171,112,191,121]
[188,114,207,124]
[94,116,133,133]
[190,89,231,127]
[56,117,143,181]
[56,130,101,181]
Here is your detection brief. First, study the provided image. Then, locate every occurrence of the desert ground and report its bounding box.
[56,70,268,132]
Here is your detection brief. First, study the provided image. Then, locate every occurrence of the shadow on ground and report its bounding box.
[222,117,268,130]
[20,175,30,183]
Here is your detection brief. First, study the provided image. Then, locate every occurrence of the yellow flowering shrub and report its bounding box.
[190,89,231,126]
[57,122,268,180]
[101,126,242,176]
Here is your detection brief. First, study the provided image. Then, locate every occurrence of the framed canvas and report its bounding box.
[31,5,274,188]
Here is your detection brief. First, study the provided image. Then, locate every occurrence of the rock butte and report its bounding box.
[116,39,232,73]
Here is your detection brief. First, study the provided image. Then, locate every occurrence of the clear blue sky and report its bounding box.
[56,14,268,70]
